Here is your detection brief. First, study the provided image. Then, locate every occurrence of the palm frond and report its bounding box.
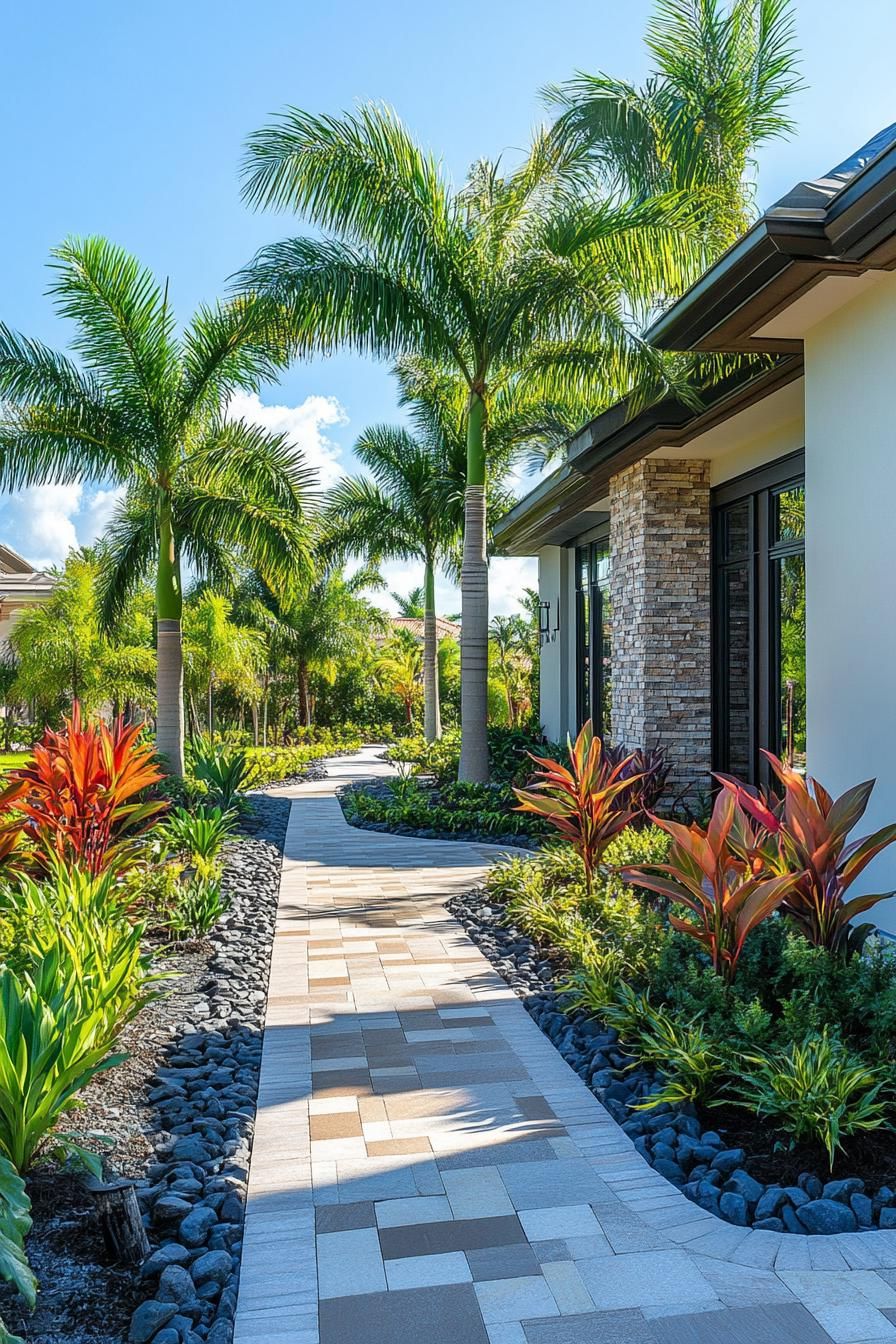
[95,488,157,631]
[180,295,294,421]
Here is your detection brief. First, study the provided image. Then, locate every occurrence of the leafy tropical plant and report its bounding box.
[623,786,798,982]
[546,0,804,254]
[0,706,165,875]
[0,1156,37,1344]
[375,635,422,727]
[727,1028,892,1169]
[600,986,727,1110]
[718,752,896,953]
[189,742,252,811]
[240,103,705,781]
[160,805,236,864]
[514,721,639,894]
[0,237,315,775]
[603,743,671,817]
[167,876,228,939]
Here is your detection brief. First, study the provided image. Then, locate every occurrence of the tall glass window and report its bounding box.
[574,534,611,737]
[712,455,805,784]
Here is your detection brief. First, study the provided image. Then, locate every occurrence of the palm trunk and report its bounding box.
[155,492,185,776]
[459,390,489,782]
[207,678,214,743]
[298,662,311,728]
[251,703,259,747]
[422,557,441,743]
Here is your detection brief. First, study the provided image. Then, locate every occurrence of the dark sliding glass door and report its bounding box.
[712,453,805,785]
[575,535,611,736]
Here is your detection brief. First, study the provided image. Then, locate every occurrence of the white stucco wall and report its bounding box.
[804,271,896,933]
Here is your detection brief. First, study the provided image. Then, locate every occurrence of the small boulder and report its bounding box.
[180,1205,218,1247]
[711,1148,746,1177]
[158,1265,196,1306]
[652,1157,686,1186]
[797,1172,823,1200]
[140,1243,192,1278]
[796,1199,858,1234]
[129,1301,178,1344]
[851,1192,874,1227]
[191,1249,232,1287]
[755,1187,788,1221]
[880,1207,896,1229]
[719,1191,749,1226]
[753,1217,785,1232]
[823,1177,864,1204]
[723,1169,765,1207]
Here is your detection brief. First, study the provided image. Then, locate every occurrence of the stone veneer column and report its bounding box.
[609,458,712,796]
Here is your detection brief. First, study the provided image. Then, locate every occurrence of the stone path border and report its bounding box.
[234,747,896,1344]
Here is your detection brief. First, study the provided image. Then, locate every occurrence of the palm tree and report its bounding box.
[239,106,701,780]
[545,0,803,254]
[255,564,387,728]
[391,586,426,619]
[183,589,266,740]
[375,633,422,728]
[0,238,314,774]
[489,614,534,727]
[321,425,456,743]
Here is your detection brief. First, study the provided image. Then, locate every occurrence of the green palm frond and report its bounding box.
[180,295,293,420]
[175,483,313,601]
[96,488,157,631]
[48,237,180,437]
[186,417,319,515]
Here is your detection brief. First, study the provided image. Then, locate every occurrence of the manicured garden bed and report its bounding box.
[443,723,896,1238]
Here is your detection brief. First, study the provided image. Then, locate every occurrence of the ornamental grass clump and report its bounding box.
[622,787,799,983]
[514,720,639,895]
[727,1028,892,1170]
[718,751,896,954]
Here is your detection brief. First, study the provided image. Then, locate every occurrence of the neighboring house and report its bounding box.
[495,123,896,920]
[390,616,461,643]
[0,544,55,652]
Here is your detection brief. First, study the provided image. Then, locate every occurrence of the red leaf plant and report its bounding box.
[0,704,166,875]
[622,788,799,983]
[514,720,640,895]
[717,751,896,953]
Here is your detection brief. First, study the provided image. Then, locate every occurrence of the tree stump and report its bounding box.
[84,1176,150,1265]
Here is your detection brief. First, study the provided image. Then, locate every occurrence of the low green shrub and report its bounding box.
[160,805,237,864]
[728,1029,893,1169]
[344,777,546,839]
[189,743,252,810]
[167,874,228,939]
[0,1155,37,1342]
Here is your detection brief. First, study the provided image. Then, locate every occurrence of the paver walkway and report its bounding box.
[235,747,896,1344]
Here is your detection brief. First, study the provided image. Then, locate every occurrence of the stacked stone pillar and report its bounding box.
[609,458,712,797]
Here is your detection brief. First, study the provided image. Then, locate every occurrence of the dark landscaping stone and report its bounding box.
[796,1199,858,1234]
[695,1180,721,1214]
[753,1217,785,1232]
[823,1177,864,1204]
[191,1250,233,1286]
[158,1265,197,1306]
[141,1243,193,1278]
[711,1149,746,1177]
[129,1300,179,1343]
[652,1158,686,1185]
[782,1204,805,1234]
[851,1193,874,1227]
[798,1172,823,1200]
[719,1192,749,1226]
[723,1169,765,1207]
[755,1187,788,1221]
[880,1207,896,1229]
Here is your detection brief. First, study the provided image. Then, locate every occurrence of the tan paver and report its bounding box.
[234,746,895,1344]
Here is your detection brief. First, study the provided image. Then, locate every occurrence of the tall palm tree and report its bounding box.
[239,106,701,780]
[320,425,455,743]
[545,0,803,254]
[0,238,314,774]
[375,633,422,728]
[391,586,426,619]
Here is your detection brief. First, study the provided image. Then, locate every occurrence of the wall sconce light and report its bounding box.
[538,601,551,645]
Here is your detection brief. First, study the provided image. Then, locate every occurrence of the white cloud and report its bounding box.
[84,485,126,535]
[2,483,83,568]
[356,555,537,622]
[227,390,349,491]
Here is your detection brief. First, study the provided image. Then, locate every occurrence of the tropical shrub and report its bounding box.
[603,743,671,816]
[344,778,545,839]
[167,876,228,939]
[719,752,896,953]
[189,742,252,810]
[0,954,128,1173]
[514,721,638,895]
[0,706,164,875]
[600,986,727,1110]
[623,788,798,982]
[161,805,236,864]
[0,1156,37,1344]
[727,1029,892,1169]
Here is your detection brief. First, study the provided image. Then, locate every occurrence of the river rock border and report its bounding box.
[449,884,896,1240]
[128,793,288,1344]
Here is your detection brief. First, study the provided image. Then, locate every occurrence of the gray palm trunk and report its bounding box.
[459,483,489,781]
[422,557,441,743]
[156,619,185,775]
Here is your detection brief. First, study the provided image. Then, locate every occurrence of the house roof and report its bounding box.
[496,123,896,553]
[391,615,461,642]
[648,123,896,353]
[0,545,56,610]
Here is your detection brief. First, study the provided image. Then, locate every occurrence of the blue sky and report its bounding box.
[2,0,894,609]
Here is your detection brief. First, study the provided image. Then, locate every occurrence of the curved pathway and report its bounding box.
[235,747,896,1344]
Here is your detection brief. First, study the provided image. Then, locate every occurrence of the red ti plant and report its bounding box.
[717,752,896,954]
[0,704,166,875]
[622,788,798,983]
[514,720,639,895]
